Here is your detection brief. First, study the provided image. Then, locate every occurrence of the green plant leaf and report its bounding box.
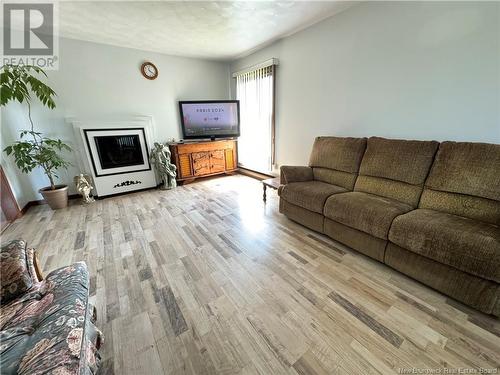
[0,64,56,108]
[0,86,13,106]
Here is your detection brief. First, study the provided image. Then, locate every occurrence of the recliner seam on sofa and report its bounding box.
[415,143,441,208]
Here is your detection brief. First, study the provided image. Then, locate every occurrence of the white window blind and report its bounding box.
[235,63,276,174]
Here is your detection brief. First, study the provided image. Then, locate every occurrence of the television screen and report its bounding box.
[179,100,240,139]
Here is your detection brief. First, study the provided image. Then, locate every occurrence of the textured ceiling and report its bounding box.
[59,1,356,60]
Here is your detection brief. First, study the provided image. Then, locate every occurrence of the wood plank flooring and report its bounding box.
[2,175,499,374]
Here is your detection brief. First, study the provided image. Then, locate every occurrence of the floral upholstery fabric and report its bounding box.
[1,240,34,304]
[0,262,102,375]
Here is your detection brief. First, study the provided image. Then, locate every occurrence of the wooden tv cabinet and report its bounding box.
[169,139,238,184]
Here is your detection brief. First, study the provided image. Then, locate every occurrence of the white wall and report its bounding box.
[1,38,230,207]
[230,1,500,169]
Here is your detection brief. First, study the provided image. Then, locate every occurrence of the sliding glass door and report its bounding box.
[235,65,275,174]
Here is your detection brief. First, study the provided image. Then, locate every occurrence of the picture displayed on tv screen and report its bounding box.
[179,101,240,139]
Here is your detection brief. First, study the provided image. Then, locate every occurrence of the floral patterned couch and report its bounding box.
[0,240,102,375]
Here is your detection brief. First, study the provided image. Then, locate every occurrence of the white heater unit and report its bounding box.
[71,116,157,197]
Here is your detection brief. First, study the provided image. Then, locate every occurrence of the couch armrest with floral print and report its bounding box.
[0,240,102,375]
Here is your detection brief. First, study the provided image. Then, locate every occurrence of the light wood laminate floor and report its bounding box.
[2,175,499,374]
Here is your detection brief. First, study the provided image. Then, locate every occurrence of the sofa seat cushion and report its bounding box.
[0,262,102,375]
[324,192,413,240]
[280,181,347,213]
[389,209,500,282]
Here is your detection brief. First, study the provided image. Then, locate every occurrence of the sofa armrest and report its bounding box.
[280,166,313,184]
[0,240,34,304]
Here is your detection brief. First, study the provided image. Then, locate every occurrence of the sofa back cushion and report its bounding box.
[419,141,500,225]
[1,240,34,304]
[309,136,367,190]
[354,137,439,207]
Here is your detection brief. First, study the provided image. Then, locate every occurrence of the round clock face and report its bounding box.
[141,62,158,80]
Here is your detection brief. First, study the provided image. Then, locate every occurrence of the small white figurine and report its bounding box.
[74,174,95,204]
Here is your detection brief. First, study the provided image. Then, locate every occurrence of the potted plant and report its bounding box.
[1,64,72,209]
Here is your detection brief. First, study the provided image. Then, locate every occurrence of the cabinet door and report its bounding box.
[177,154,193,178]
[210,150,225,173]
[192,152,210,176]
[224,148,236,170]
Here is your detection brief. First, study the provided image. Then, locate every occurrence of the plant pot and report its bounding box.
[39,185,69,210]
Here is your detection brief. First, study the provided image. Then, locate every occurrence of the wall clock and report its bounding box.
[141,62,158,80]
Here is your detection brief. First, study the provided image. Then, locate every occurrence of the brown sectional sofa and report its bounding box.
[278,136,500,316]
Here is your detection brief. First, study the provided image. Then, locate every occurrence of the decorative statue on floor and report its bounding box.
[74,174,95,204]
[150,142,177,190]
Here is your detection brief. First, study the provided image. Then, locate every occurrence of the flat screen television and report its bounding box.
[179,100,240,140]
